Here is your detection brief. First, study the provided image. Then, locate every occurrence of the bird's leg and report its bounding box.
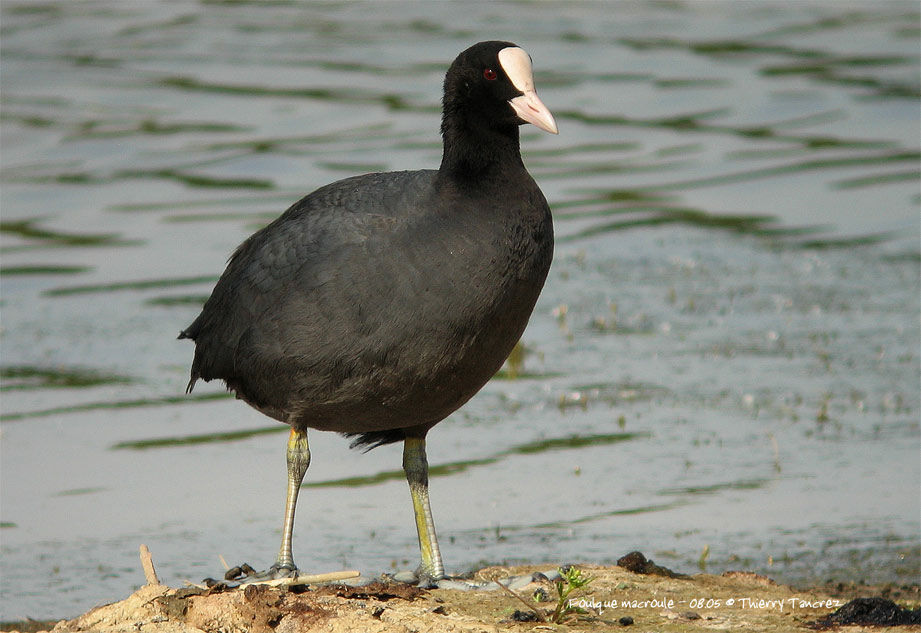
[403,436,445,583]
[267,427,311,577]
[223,427,310,583]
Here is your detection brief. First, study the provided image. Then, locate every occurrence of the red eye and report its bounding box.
[483,68,497,81]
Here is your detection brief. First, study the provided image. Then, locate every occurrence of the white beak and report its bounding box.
[499,47,559,135]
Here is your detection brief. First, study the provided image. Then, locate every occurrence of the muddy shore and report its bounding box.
[4,551,918,633]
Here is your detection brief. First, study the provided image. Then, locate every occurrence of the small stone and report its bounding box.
[505,574,537,592]
[340,575,376,587]
[392,570,418,584]
[511,609,540,622]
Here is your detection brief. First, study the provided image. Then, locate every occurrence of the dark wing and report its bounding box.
[180,170,458,418]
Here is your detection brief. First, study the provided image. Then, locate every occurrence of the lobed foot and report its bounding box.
[214,562,298,585]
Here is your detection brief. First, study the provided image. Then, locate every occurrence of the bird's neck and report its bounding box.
[438,121,524,182]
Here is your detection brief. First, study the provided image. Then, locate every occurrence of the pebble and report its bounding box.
[391,570,419,584]
[339,575,378,587]
[504,574,541,592]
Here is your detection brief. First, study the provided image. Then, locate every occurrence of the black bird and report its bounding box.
[179,40,557,584]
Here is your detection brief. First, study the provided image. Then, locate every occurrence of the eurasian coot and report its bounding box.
[180,40,558,584]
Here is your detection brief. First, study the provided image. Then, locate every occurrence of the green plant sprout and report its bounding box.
[549,566,595,624]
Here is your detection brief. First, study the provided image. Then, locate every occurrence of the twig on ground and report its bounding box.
[243,570,362,587]
[139,544,161,586]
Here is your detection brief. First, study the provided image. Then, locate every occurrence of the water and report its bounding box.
[1,0,919,621]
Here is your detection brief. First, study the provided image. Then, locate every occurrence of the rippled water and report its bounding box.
[1,0,919,621]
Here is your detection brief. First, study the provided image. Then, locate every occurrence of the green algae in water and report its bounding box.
[0,264,90,275]
[529,501,688,530]
[54,487,107,497]
[145,294,210,307]
[0,391,230,422]
[303,432,649,488]
[44,274,218,297]
[157,76,423,112]
[114,168,273,190]
[69,118,247,139]
[659,478,772,496]
[0,366,134,391]
[111,425,284,450]
[0,220,130,248]
[509,433,646,455]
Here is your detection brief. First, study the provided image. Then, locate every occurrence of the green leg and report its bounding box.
[403,436,445,581]
[275,427,310,572]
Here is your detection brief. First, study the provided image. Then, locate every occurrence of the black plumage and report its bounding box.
[180,40,557,582]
